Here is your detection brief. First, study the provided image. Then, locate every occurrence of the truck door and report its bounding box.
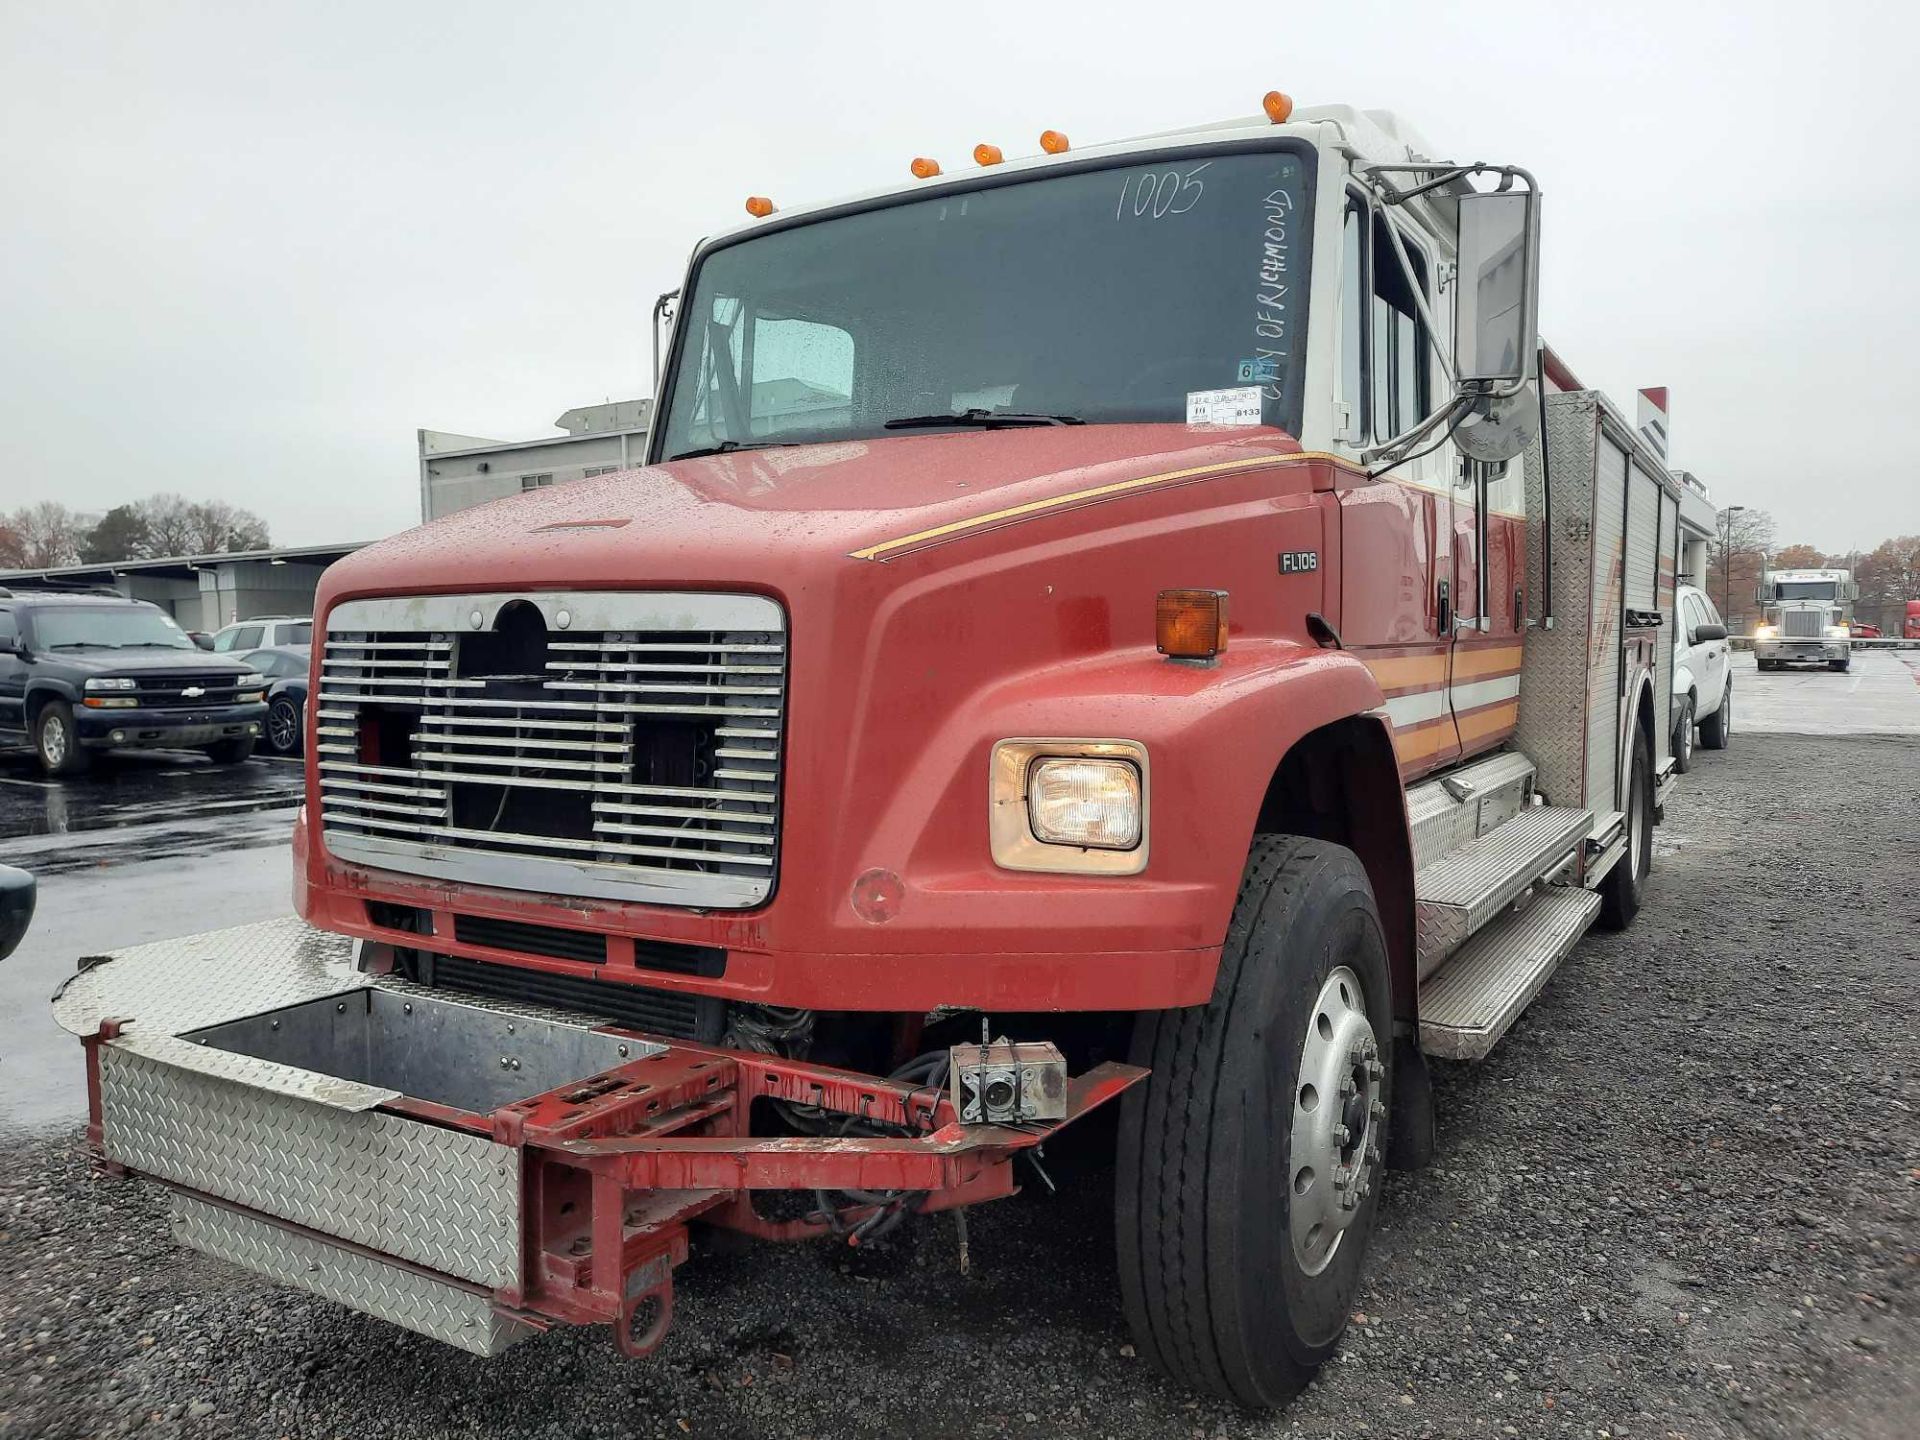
[1335,198,1461,779]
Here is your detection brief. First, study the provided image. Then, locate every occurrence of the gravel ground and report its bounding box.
[1,732,1915,1439]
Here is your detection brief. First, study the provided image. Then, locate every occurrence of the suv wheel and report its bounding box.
[1700,682,1731,750]
[34,701,92,777]
[1672,695,1695,773]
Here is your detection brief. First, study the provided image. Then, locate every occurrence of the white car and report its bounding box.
[1672,584,1732,772]
[210,616,311,652]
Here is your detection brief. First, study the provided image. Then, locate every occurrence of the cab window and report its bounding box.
[1371,217,1432,444]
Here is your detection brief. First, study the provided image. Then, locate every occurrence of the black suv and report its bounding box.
[0,588,269,775]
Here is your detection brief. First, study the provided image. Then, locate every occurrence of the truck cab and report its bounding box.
[1755,567,1856,672]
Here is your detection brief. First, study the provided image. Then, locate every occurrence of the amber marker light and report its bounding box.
[1263,90,1294,123]
[973,143,1004,166]
[1039,129,1069,154]
[910,156,942,179]
[1156,589,1230,660]
[744,196,775,218]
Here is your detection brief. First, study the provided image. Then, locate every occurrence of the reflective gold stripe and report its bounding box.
[1450,644,1525,680]
[848,450,1364,561]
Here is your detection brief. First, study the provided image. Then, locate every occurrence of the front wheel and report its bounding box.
[1700,682,1731,750]
[34,702,92,777]
[1672,695,1695,773]
[1828,658,1850,673]
[1116,836,1392,1408]
[265,695,303,755]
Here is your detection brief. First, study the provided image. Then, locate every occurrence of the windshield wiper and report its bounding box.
[666,439,801,462]
[883,408,1085,430]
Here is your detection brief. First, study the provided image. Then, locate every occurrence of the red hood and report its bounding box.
[324,424,1304,599]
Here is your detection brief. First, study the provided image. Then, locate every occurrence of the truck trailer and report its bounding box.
[51,95,1686,1409]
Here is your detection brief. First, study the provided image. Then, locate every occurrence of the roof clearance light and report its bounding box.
[1156,589,1230,661]
[1262,90,1294,124]
[1039,129,1069,154]
[973,143,1004,166]
[910,156,942,179]
[744,196,776,218]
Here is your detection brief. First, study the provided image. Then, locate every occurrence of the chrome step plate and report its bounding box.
[1405,751,1537,870]
[1418,886,1601,1061]
[172,1194,536,1357]
[1414,806,1593,977]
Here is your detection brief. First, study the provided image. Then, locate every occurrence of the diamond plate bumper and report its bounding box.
[55,917,1145,1360]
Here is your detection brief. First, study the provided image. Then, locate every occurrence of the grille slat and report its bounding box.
[1782,611,1823,638]
[317,592,785,909]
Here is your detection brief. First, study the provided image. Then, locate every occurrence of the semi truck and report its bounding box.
[1753,567,1856,671]
[49,95,1687,1409]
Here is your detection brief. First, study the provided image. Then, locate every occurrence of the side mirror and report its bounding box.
[1693,623,1728,643]
[1453,188,1541,387]
[0,864,35,963]
[0,636,18,656]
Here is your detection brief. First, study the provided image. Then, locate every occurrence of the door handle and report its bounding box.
[1436,579,1452,634]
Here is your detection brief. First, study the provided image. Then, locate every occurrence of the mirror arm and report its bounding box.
[650,288,680,398]
[1362,391,1476,474]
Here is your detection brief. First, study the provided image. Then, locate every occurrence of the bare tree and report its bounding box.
[0,515,24,570]
[183,499,271,554]
[1854,535,1920,633]
[136,493,197,556]
[1706,507,1775,631]
[8,501,87,569]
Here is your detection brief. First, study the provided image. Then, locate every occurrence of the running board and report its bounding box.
[1414,806,1592,979]
[1418,887,1602,1060]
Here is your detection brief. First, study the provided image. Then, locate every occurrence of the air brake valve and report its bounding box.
[949,1040,1069,1125]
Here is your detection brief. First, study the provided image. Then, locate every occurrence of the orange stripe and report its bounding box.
[1451,645,1525,681]
[1390,717,1458,764]
[1362,653,1448,691]
[1457,700,1520,744]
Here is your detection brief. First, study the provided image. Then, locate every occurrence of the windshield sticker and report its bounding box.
[1251,185,1295,407]
[1235,357,1280,385]
[1187,386,1264,427]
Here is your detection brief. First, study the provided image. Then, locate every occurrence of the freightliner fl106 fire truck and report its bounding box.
[1753,567,1857,671]
[50,96,1688,1407]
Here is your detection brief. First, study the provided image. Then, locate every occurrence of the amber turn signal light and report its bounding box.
[910,156,941,179]
[744,196,775,218]
[1039,129,1069,154]
[1263,90,1294,123]
[973,143,1003,166]
[1156,589,1229,660]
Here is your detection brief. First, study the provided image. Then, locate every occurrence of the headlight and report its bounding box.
[989,739,1150,875]
[84,676,137,692]
[234,672,267,689]
[1827,625,1849,638]
[1755,624,1777,639]
[1028,758,1143,850]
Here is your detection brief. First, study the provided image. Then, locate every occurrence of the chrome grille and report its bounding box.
[317,592,786,909]
[1781,610,1822,638]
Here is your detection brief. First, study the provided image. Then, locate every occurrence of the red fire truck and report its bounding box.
[52,96,1684,1408]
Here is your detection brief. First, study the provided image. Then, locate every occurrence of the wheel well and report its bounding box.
[24,688,60,728]
[1252,715,1416,1019]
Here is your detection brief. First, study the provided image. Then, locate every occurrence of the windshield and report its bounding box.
[29,605,196,651]
[1772,581,1837,601]
[658,147,1313,458]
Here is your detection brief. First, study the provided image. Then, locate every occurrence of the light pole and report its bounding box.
[1720,505,1747,622]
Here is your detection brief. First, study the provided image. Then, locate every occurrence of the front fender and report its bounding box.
[856,638,1389,955]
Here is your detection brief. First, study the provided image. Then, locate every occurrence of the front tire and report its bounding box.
[1672,695,1695,773]
[1116,836,1392,1408]
[266,695,304,756]
[1700,681,1731,750]
[33,702,91,777]
[1828,658,1850,673]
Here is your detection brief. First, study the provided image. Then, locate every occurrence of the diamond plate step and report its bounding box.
[172,1194,535,1357]
[1406,751,1537,870]
[1418,886,1601,1060]
[1414,805,1592,978]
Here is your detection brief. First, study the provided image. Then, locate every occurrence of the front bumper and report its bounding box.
[53,917,1139,1358]
[1754,640,1847,662]
[75,702,266,749]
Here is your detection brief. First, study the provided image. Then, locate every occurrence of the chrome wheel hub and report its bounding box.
[43,718,67,766]
[1289,965,1383,1276]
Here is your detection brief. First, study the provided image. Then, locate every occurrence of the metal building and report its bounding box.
[0,541,365,631]
[418,399,652,522]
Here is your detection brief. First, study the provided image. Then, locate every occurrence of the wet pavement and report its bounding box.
[0,747,302,1133]
[1734,646,1920,736]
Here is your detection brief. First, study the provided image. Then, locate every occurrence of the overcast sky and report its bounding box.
[2,1,1914,554]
